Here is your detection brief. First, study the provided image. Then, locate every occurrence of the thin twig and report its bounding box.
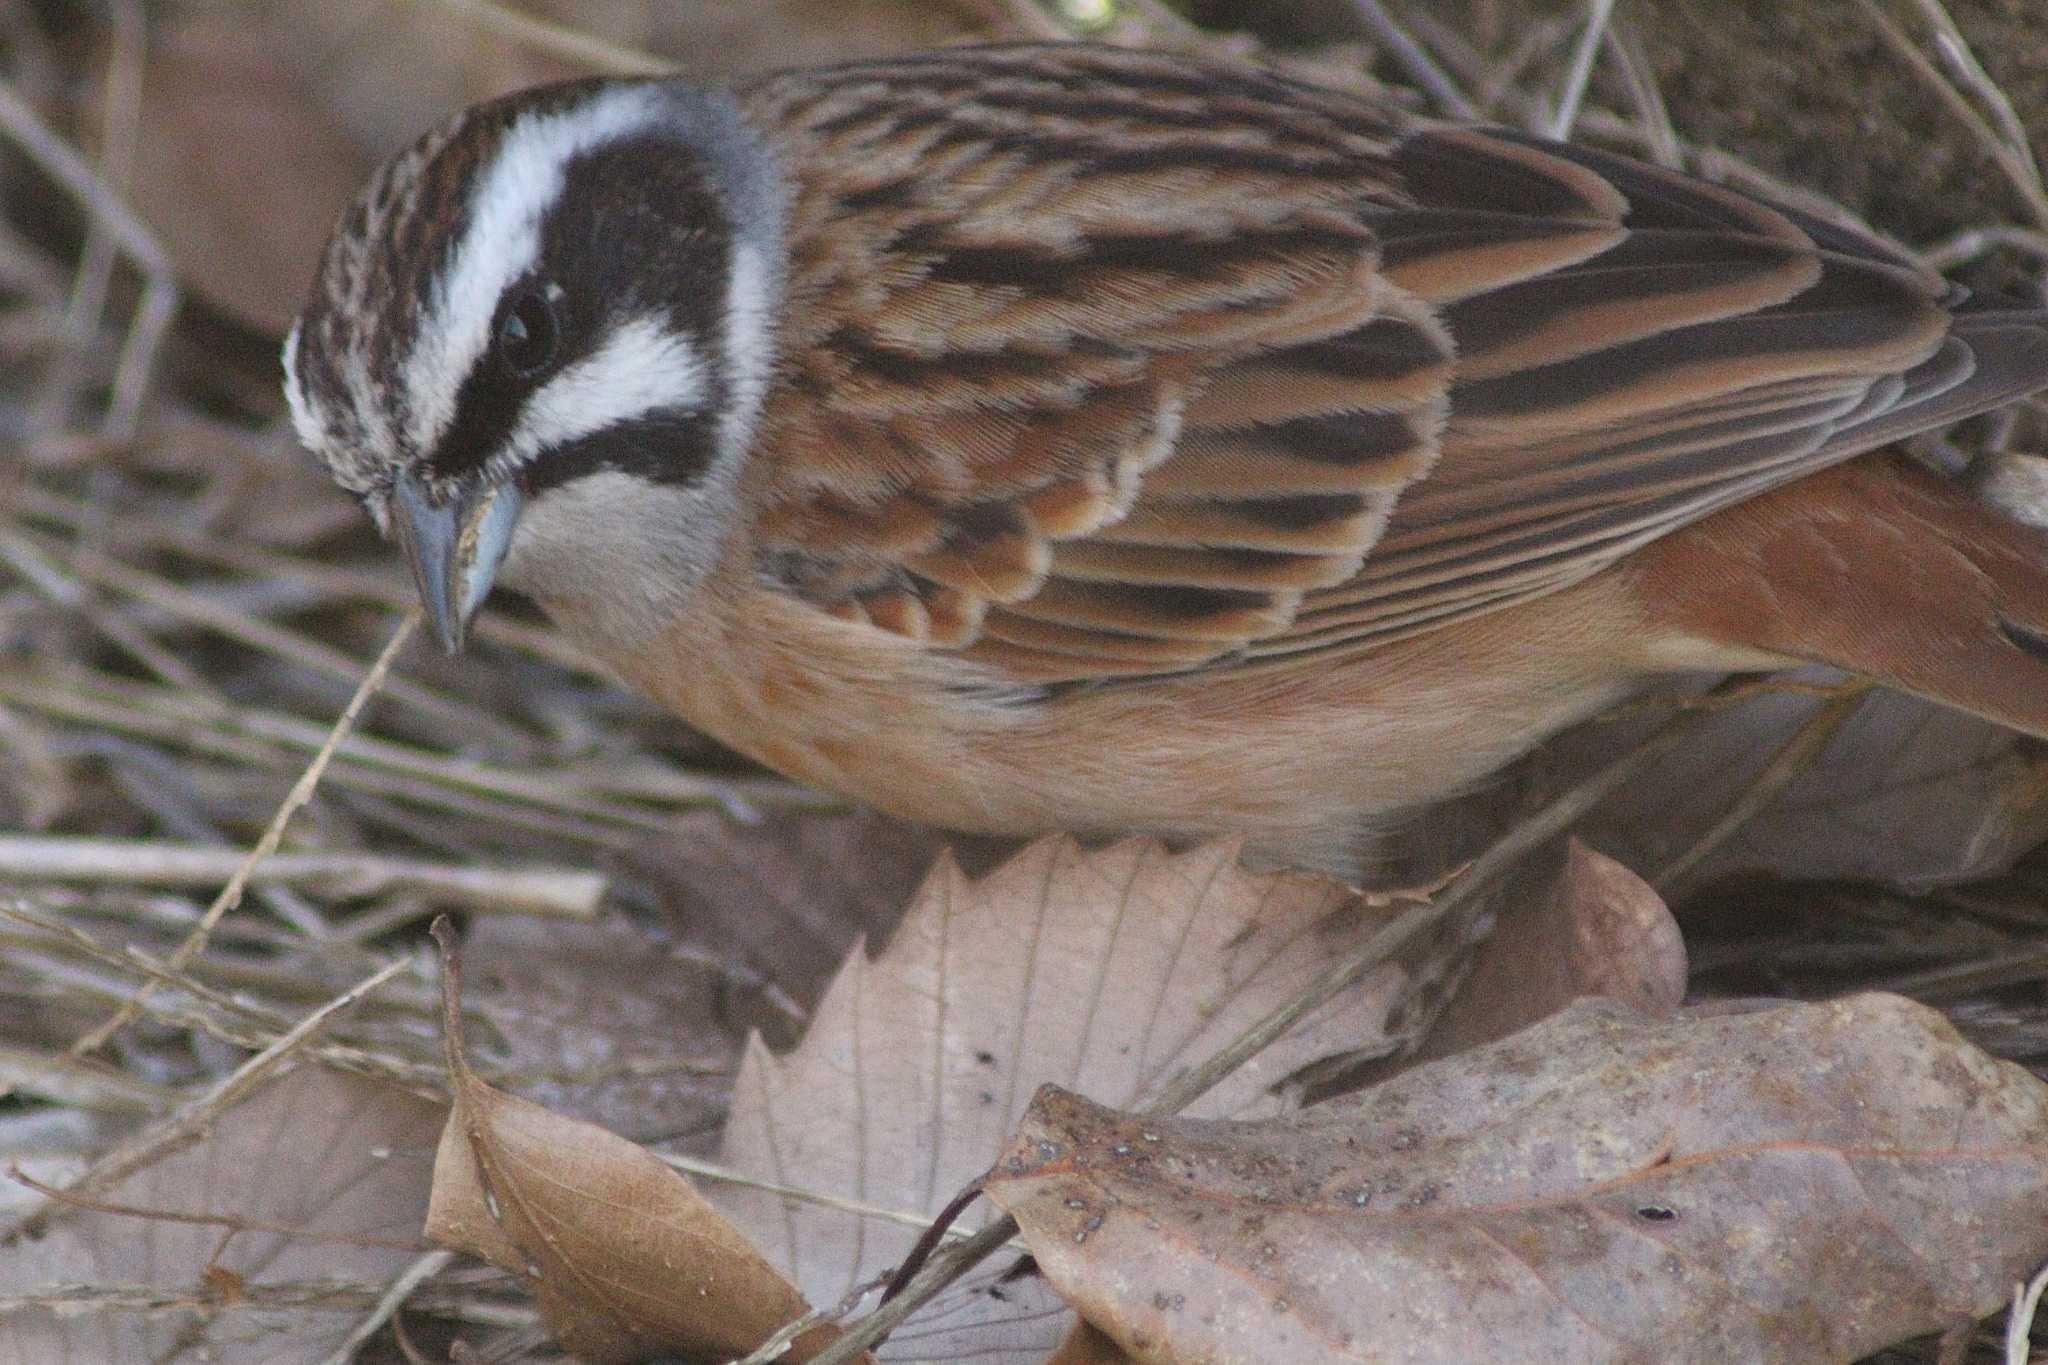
[66,613,419,1059]
[1349,0,1477,118]
[0,77,177,440]
[14,955,412,1234]
[1547,0,1617,139]
[317,1250,458,1365]
[1654,682,1873,895]
[1852,0,2048,228]
[0,836,604,918]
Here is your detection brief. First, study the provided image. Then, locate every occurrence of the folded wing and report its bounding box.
[748,46,2048,682]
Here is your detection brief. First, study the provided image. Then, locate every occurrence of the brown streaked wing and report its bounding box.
[743,45,1462,676]
[741,46,2048,681]
[1255,131,1987,659]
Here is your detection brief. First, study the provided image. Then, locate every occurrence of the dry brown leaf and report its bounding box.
[424,925,846,1364]
[1576,675,2048,889]
[0,1066,440,1365]
[632,805,959,1029]
[715,836,1419,1360]
[459,914,735,1147]
[1045,1321,1141,1365]
[129,17,373,333]
[985,994,2048,1365]
[1394,838,1685,1071]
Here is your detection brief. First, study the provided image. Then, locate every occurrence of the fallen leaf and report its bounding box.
[1574,675,2048,889]
[986,994,2048,1365]
[128,17,372,333]
[0,1066,441,1364]
[1391,839,1686,1072]
[1045,1321,1141,1365]
[459,915,735,1147]
[423,923,846,1363]
[714,836,1423,1359]
[630,805,960,1032]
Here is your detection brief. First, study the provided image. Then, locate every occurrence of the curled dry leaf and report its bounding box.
[985,994,2048,1365]
[423,923,850,1364]
[715,836,1418,1360]
[1392,838,1686,1073]
[0,1066,441,1365]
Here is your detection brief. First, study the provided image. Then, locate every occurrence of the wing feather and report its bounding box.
[738,45,2048,683]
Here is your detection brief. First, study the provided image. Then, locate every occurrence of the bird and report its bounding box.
[284,42,2048,876]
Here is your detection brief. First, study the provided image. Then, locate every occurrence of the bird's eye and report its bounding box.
[496,286,561,377]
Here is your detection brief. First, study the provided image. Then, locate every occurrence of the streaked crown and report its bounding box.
[284,75,787,649]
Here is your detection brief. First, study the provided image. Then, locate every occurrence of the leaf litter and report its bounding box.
[986,995,2048,1365]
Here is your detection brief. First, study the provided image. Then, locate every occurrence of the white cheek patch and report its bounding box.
[404,85,666,457]
[497,467,738,646]
[488,315,710,482]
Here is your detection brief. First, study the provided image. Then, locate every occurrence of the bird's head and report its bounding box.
[283,77,785,651]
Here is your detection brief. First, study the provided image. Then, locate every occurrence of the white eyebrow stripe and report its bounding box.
[404,84,665,457]
[490,314,710,479]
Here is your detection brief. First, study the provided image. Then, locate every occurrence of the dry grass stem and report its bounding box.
[50,535,535,750]
[0,527,217,695]
[14,954,411,1235]
[1853,0,2048,228]
[0,1043,170,1114]
[315,1249,459,1365]
[32,0,143,433]
[1546,0,1617,138]
[1600,22,1679,167]
[0,78,175,440]
[0,666,798,843]
[68,612,418,1055]
[660,1151,1016,1242]
[1349,0,1477,117]
[1904,0,2043,197]
[0,835,605,917]
[730,1273,895,1365]
[2008,1261,2048,1364]
[1654,683,1875,895]
[1921,224,2048,270]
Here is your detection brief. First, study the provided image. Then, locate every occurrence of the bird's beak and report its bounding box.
[389,467,524,653]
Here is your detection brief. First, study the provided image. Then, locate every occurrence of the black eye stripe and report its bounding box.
[519,408,721,493]
[423,129,733,486]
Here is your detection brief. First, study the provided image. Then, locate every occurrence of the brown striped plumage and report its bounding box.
[288,44,2048,873]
